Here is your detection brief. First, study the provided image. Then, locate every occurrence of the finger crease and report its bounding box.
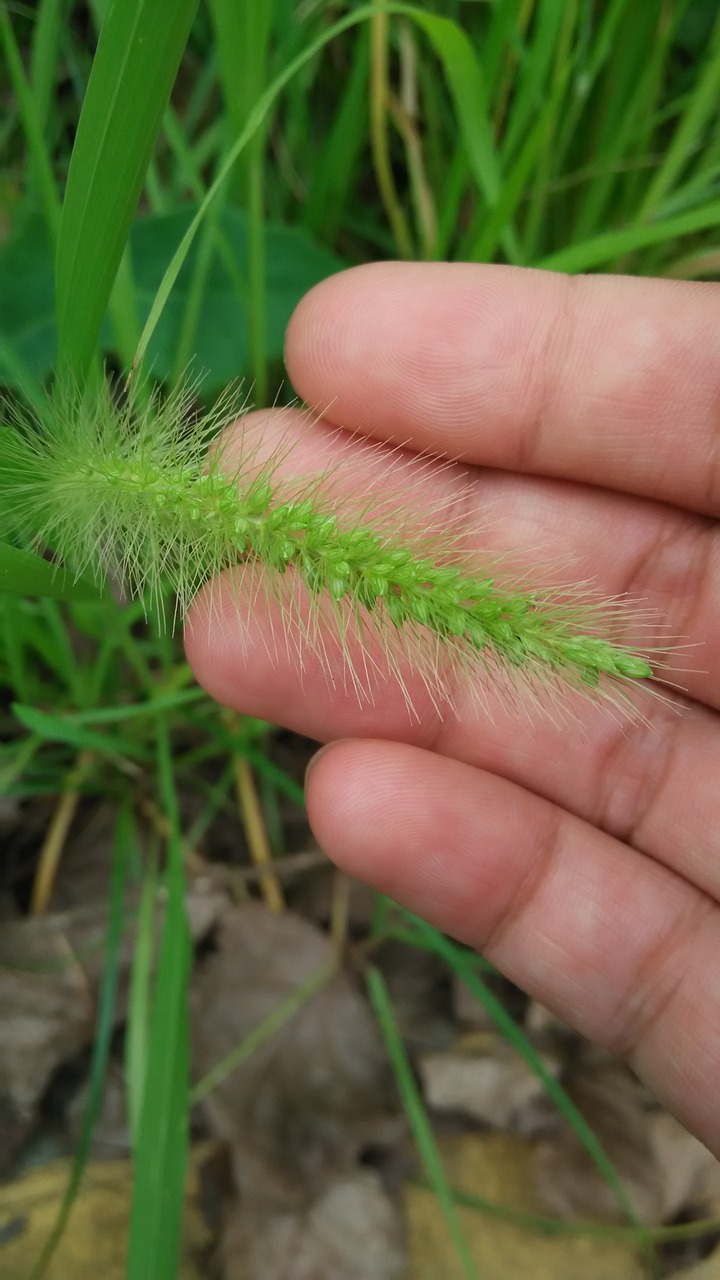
[620,518,714,658]
[481,802,564,957]
[515,274,579,474]
[605,893,714,1061]
[706,385,720,515]
[594,705,679,849]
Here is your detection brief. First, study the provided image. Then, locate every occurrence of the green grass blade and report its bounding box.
[500,0,567,163]
[367,965,481,1280]
[169,207,223,386]
[480,0,526,104]
[570,5,678,244]
[538,199,720,272]
[209,0,274,183]
[67,687,205,726]
[208,0,276,400]
[30,805,134,1280]
[12,703,151,759]
[0,732,42,792]
[408,10,516,258]
[638,11,720,221]
[29,0,65,137]
[467,61,571,262]
[0,541,103,603]
[126,723,191,1280]
[0,339,46,412]
[552,0,645,165]
[125,847,159,1144]
[55,0,199,381]
[430,1182,720,1246]
[303,29,370,241]
[107,248,142,374]
[0,7,61,246]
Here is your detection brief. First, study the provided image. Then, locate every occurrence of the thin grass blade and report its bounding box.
[29,0,65,137]
[125,847,159,1144]
[0,7,61,246]
[539,199,720,272]
[367,965,481,1280]
[125,724,191,1280]
[133,3,510,370]
[406,915,650,1242]
[638,10,720,221]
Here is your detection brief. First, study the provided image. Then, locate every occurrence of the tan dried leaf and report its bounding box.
[190,904,397,1205]
[220,1170,406,1280]
[419,1033,560,1133]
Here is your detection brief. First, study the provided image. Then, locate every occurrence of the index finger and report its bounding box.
[285,263,720,517]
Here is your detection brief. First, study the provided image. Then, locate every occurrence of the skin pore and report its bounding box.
[185,262,720,1156]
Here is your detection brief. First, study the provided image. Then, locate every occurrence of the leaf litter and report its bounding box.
[1,780,720,1278]
[190,902,407,1279]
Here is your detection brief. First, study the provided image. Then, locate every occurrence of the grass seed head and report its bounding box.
[0,376,674,720]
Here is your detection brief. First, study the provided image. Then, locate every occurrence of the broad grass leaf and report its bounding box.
[55,0,199,380]
[1,213,344,392]
[0,542,102,604]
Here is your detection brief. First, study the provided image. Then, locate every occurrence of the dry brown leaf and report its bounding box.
[220,1170,406,1280]
[375,940,456,1051]
[671,1251,720,1280]
[451,974,497,1032]
[649,1112,720,1220]
[291,863,377,929]
[524,999,576,1042]
[419,1033,560,1133]
[0,795,21,835]
[0,1151,210,1279]
[0,879,226,1167]
[191,904,397,1206]
[0,965,91,1164]
[67,1066,130,1160]
[0,878,226,996]
[405,1131,646,1280]
[39,802,118,913]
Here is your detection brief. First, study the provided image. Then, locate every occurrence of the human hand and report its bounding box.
[185,263,720,1156]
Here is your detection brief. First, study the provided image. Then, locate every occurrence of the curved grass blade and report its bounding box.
[12,703,150,760]
[538,200,720,273]
[55,0,199,381]
[367,965,481,1280]
[405,914,652,1252]
[133,3,511,370]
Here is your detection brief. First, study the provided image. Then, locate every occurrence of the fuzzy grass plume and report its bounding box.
[0,378,668,716]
